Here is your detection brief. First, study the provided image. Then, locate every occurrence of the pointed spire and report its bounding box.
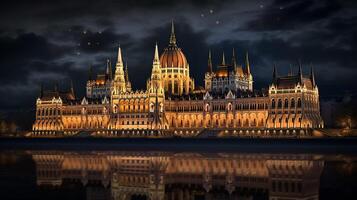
[150,43,162,91]
[207,49,213,73]
[231,48,237,68]
[70,79,75,95]
[221,51,226,66]
[310,64,316,87]
[114,44,126,93]
[289,64,293,76]
[117,44,123,64]
[106,58,110,77]
[169,20,176,45]
[273,63,277,83]
[153,42,160,64]
[125,61,132,91]
[109,59,112,80]
[54,81,59,92]
[298,59,303,83]
[40,82,44,97]
[125,61,130,82]
[245,51,251,74]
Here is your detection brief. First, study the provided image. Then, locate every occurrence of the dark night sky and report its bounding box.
[0,0,356,110]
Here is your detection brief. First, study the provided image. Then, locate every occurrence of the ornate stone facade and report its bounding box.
[205,49,253,93]
[32,22,324,137]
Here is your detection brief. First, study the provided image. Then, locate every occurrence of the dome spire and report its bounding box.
[169,20,176,45]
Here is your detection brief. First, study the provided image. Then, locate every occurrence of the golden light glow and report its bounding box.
[31,22,324,137]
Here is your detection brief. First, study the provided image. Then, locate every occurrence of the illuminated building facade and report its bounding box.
[32,22,324,137]
[86,59,113,99]
[204,50,253,93]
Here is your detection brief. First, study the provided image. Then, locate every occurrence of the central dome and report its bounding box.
[159,21,188,69]
[160,45,188,68]
[159,21,195,95]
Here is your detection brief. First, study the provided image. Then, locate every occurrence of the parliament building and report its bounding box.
[32,22,324,137]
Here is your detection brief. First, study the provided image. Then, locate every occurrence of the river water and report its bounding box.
[0,146,356,200]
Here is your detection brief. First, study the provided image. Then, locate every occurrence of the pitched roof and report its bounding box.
[275,75,314,90]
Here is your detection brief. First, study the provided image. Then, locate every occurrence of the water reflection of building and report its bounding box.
[31,152,324,200]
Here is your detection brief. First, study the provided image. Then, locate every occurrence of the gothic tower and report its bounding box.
[124,61,132,92]
[113,45,126,94]
[148,43,166,130]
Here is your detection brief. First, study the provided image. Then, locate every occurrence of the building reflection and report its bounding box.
[30,152,324,200]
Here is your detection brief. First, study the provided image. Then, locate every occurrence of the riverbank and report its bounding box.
[1,137,357,154]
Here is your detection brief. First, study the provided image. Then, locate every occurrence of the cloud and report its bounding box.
[0,32,87,109]
[0,33,72,86]
[0,0,356,111]
[241,0,342,31]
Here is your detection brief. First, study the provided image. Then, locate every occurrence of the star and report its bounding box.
[200,13,205,18]
[83,30,87,34]
[216,20,220,25]
[209,9,214,14]
[279,6,284,10]
[87,42,91,46]
[260,5,264,9]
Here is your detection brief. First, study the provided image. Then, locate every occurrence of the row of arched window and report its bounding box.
[172,118,265,128]
[271,98,301,109]
[167,102,268,112]
[37,108,60,117]
[114,104,149,113]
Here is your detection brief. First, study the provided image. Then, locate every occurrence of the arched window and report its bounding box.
[291,98,295,108]
[205,104,210,112]
[271,99,276,108]
[297,98,302,108]
[284,99,289,108]
[227,103,232,111]
[174,81,178,94]
[278,99,282,109]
